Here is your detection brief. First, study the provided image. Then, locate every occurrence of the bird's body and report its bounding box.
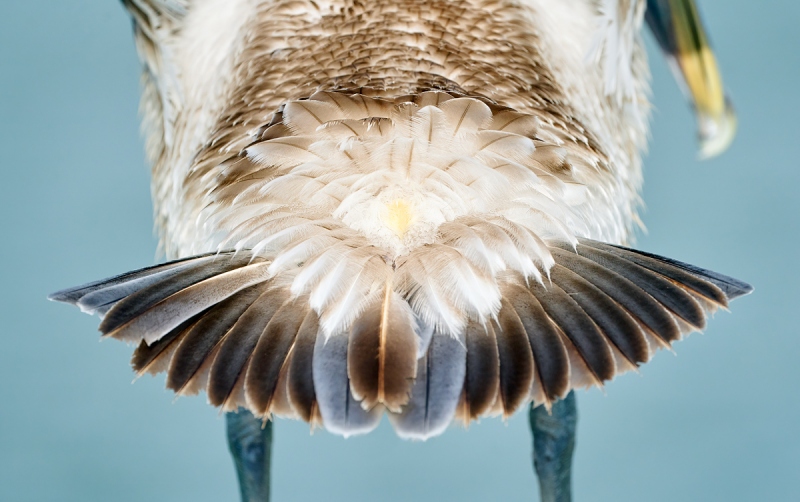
[54,0,750,484]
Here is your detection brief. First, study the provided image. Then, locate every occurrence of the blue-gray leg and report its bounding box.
[530,391,577,502]
[224,397,575,502]
[226,409,273,502]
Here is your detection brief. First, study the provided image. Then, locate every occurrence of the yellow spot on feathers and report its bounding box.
[384,200,412,237]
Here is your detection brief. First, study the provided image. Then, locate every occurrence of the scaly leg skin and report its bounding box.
[223,396,574,502]
[530,391,577,502]
[226,409,273,502]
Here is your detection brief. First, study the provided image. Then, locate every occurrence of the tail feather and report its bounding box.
[503,284,570,404]
[528,278,616,384]
[461,320,500,420]
[269,354,299,419]
[207,287,284,407]
[131,314,203,376]
[388,330,467,440]
[313,330,382,437]
[223,367,249,413]
[99,254,252,336]
[181,342,221,397]
[50,237,751,439]
[166,285,264,393]
[244,297,308,415]
[286,311,321,422]
[494,299,535,416]
[550,265,649,367]
[561,243,707,330]
[347,284,418,413]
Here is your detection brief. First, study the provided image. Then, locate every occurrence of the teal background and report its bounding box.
[1,1,797,501]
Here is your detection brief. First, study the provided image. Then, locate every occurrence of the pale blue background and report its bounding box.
[1,1,797,501]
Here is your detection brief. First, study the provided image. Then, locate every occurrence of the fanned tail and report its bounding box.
[50,238,751,438]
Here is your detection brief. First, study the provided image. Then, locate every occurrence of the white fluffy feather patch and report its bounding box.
[198,91,621,337]
[589,0,647,104]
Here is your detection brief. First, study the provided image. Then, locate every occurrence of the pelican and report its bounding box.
[50,0,751,500]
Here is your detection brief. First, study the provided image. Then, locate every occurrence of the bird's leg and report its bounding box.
[226,409,273,502]
[530,391,577,502]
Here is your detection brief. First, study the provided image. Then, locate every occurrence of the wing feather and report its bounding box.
[567,243,706,329]
[97,254,252,335]
[48,253,217,309]
[550,247,680,345]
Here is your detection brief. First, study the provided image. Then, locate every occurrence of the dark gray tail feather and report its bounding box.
[48,253,219,312]
[588,240,754,300]
[49,240,751,439]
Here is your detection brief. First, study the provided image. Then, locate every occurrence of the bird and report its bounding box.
[50,0,751,500]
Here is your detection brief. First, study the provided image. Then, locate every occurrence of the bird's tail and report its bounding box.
[49,239,751,439]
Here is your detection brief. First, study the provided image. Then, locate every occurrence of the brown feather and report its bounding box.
[207,288,285,407]
[560,329,602,389]
[493,298,535,416]
[166,285,265,392]
[579,240,728,306]
[99,253,249,335]
[245,298,309,415]
[347,283,417,413]
[48,253,218,305]
[106,260,272,345]
[570,243,706,329]
[222,370,248,412]
[131,315,201,376]
[550,247,680,345]
[528,278,616,383]
[550,265,649,366]
[454,389,470,426]
[180,342,221,397]
[462,320,500,419]
[502,283,570,403]
[269,357,298,418]
[287,310,321,422]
